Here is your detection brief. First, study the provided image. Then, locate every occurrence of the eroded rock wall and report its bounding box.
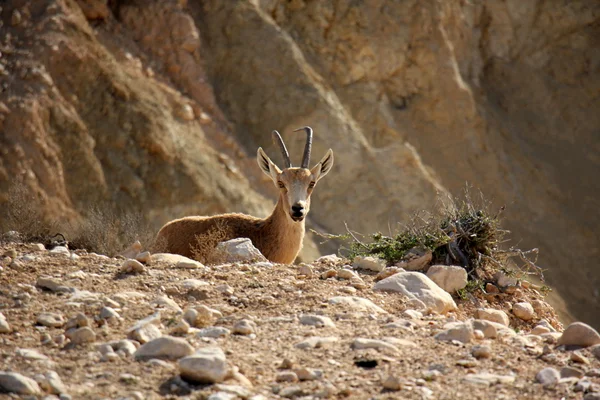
[1,0,598,326]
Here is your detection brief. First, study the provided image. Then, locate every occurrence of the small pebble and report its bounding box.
[232,319,256,335]
[382,375,402,391]
[512,302,536,321]
[276,371,298,382]
[471,345,492,359]
[121,259,145,274]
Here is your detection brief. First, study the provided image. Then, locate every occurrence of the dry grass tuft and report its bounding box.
[1,180,156,256]
[66,204,156,256]
[0,180,58,245]
[190,219,231,265]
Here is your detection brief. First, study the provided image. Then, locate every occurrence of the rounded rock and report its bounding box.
[558,322,600,347]
[178,347,229,383]
[66,327,96,345]
[232,319,256,335]
[475,308,510,327]
[37,312,65,328]
[134,336,194,361]
[512,302,536,321]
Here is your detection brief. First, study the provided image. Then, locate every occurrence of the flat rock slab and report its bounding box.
[295,337,339,350]
[328,296,387,314]
[373,272,457,314]
[151,253,205,269]
[299,315,336,328]
[464,373,516,386]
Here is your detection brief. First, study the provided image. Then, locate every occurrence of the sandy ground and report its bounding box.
[0,242,598,400]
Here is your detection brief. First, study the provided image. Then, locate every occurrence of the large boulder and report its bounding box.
[373,272,457,314]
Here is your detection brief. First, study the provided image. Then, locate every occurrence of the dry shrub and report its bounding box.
[190,219,231,265]
[1,180,156,256]
[0,180,58,244]
[66,204,156,256]
[318,186,544,294]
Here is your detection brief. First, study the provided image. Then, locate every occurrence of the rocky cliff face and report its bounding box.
[0,0,598,326]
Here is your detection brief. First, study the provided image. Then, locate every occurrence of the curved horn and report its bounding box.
[271,130,291,168]
[294,126,313,169]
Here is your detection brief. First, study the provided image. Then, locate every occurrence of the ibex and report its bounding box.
[155,127,334,264]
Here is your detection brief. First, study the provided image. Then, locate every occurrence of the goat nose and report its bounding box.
[291,204,304,213]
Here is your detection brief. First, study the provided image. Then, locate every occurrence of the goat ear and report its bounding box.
[311,149,334,182]
[257,148,282,181]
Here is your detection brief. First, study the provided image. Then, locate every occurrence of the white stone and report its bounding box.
[179,347,229,383]
[49,246,70,256]
[171,320,190,335]
[135,251,151,263]
[120,240,143,259]
[184,305,221,328]
[0,312,10,333]
[299,315,336,328]
[351,338,399,353]
[197,327,231,338]
[215,238,266,263]
[99,307,120,321]
[0,372,42,395]
[110,339,137,356]
[471,345,492,359]
[151,253,204,269]
[471,319,515,339]
[121,259,145,274]
[294,368,323,381]
[181,279,210,290]
[36,277,72,293]
[42,371,67,395]
[558,322,600,347]
[373,272,457,314]
[127,313,162,344]
[232,319,256,335]
[316,254,342,263]
[276,371,298,382]
[426,265,468,293]
[475,308,510,327]
[353,256,386,272]
[434,322,473,343]
[536,367,560,386]
[134,336,194,360]
[294,336,339,349]
[402,310,423,320]
[336,268,359,280]
[464,373,515,385]
[513,302,536,321]
[216,285,234,296]
[16,348,48,360]
[328,296,387,314]
[382,375,403,390]
[151,296,182,312]
[297,264,313,277]
[66,327,96,345]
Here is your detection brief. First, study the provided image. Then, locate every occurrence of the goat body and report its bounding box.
[156,193,305,264]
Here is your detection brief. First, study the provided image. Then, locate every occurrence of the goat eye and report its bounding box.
[278,181,285,189]
[308,182,316,189]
